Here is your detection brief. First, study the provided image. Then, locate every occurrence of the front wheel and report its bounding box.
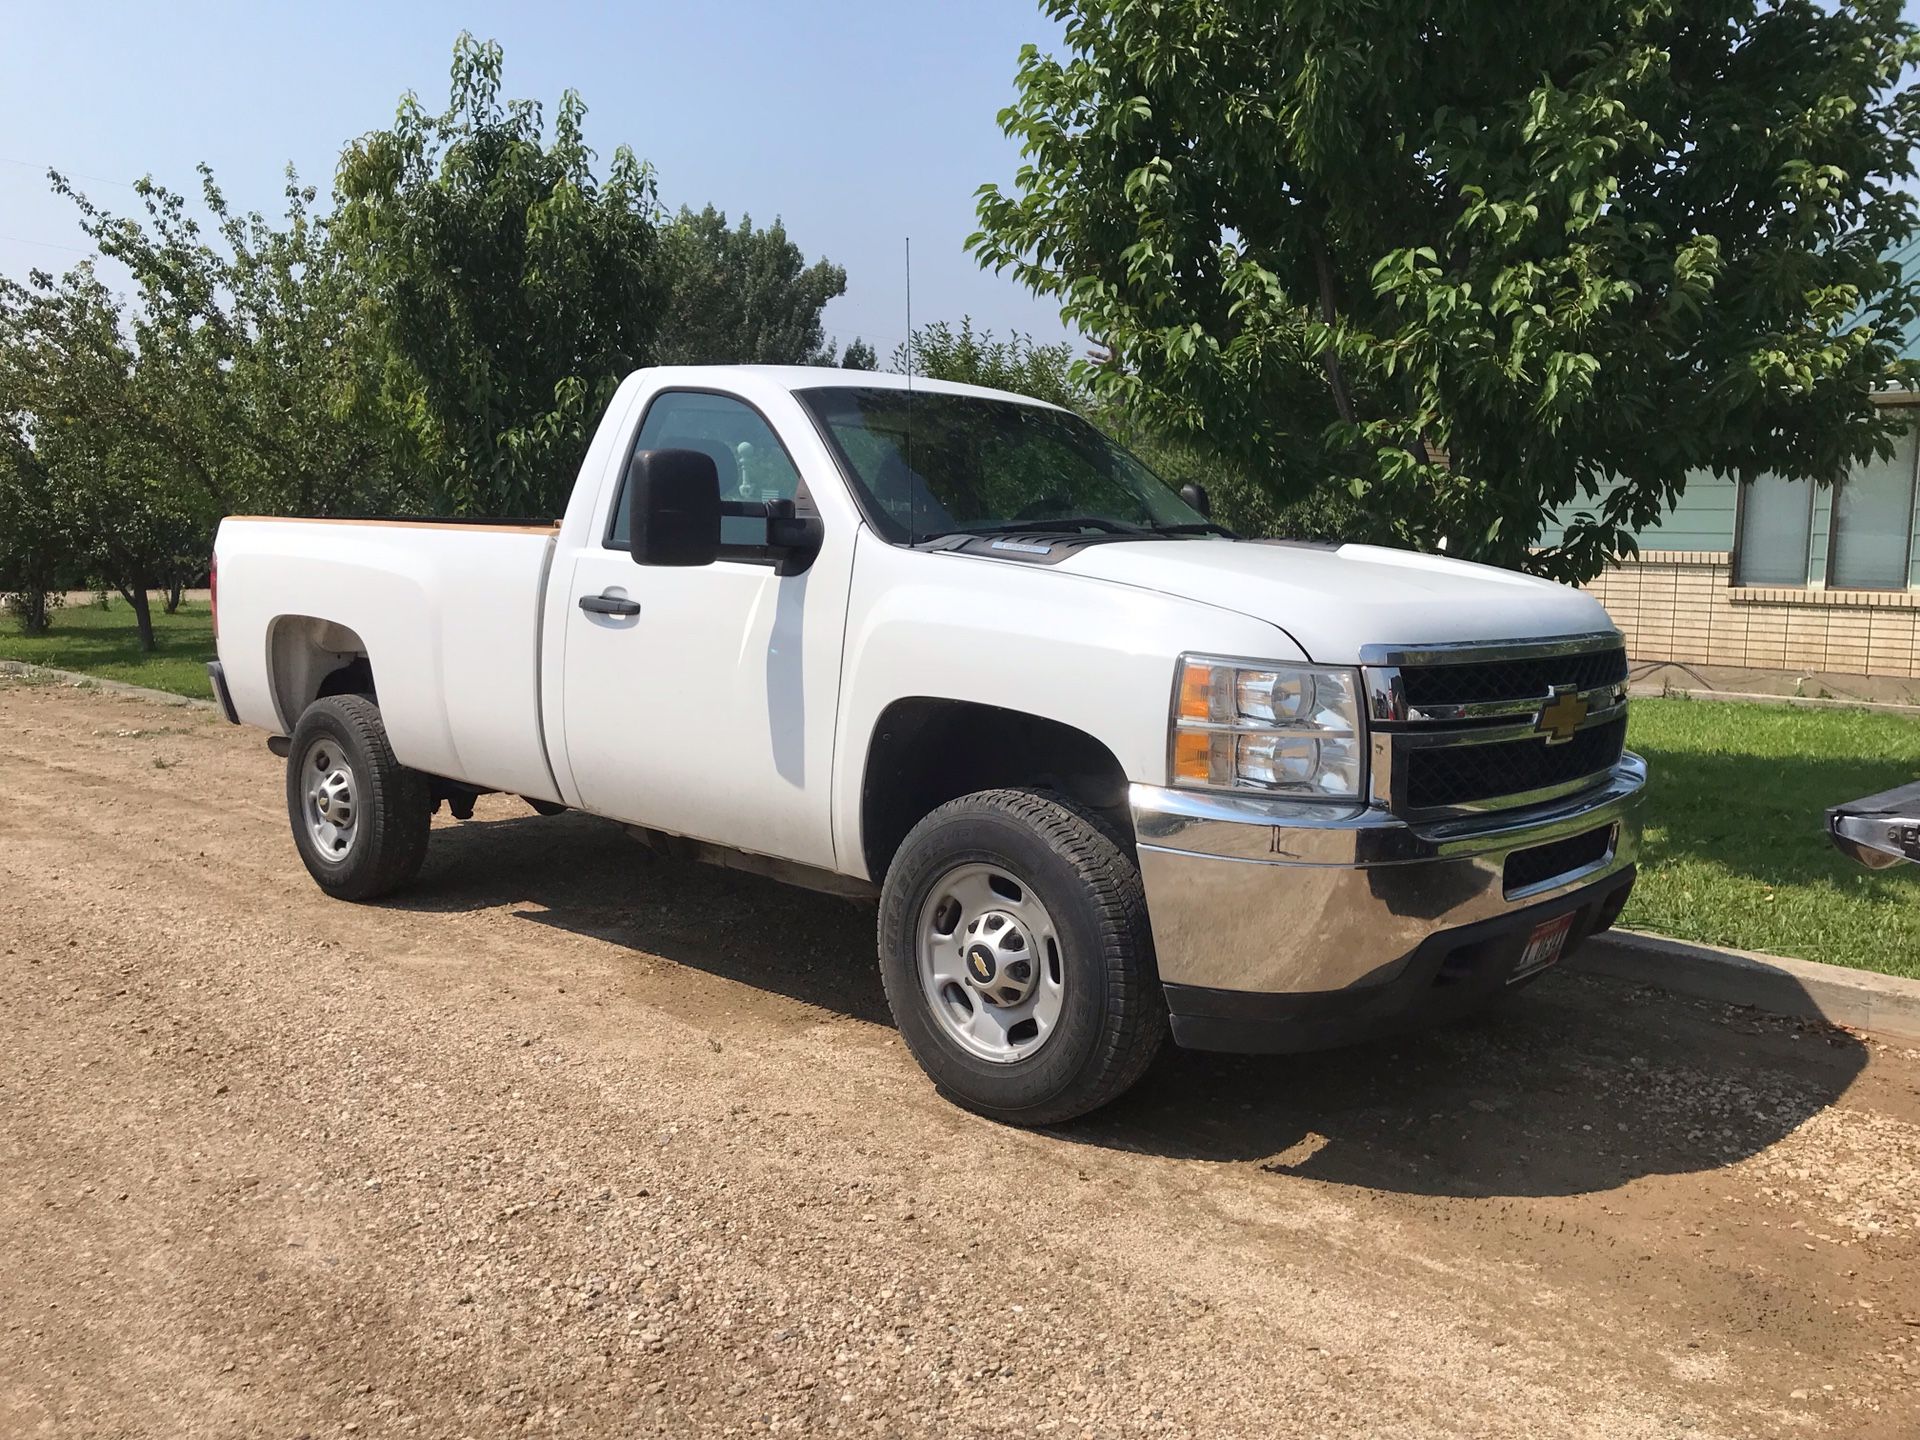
[877,789,1166,1125]
[285,694,431,901]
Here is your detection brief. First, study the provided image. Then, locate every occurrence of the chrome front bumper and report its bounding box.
[1131,755,1646,1050]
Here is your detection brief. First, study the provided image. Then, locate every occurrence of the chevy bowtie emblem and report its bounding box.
[1534,687,1589,745]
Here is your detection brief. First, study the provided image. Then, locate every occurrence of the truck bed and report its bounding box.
[213,516,566,804]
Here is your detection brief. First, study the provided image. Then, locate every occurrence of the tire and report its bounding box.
[877,789,1166,1125]
[285,694,432,901]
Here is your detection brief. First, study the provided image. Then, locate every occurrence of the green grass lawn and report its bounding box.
[1623,697,1920,978]
[0,598,215,699]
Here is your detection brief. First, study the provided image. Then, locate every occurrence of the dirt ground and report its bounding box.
[3,677,1918,1439]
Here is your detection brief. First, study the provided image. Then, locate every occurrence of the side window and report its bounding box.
[1735,473,1814,586]
[607,391,804,550]
[1828,419,1918,590]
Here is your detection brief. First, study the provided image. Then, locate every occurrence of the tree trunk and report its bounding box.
[1311,224,1435,465]
[164,578,184,614]
[118,583,156,654]
[11,590,47,635]
[25,586,50,634]
[1309,227,1357,427]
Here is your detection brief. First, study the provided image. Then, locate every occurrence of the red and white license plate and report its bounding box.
[1511,913,1574,983]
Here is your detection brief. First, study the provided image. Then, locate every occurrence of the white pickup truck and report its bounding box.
[210,365,1645,1123]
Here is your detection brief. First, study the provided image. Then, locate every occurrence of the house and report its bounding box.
[1542,390,1920,680]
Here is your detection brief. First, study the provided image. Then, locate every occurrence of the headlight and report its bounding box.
[1170,656,1366,799]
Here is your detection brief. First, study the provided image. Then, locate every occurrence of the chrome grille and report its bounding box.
[1405,716,1627,809]
[1363,632,1630,817]
[1398,648,1629,711]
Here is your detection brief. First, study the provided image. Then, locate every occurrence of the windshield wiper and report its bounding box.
[1147,521,1239,538]
[947,516,1151,537]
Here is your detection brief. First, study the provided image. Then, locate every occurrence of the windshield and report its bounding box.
[794,386,1212,543]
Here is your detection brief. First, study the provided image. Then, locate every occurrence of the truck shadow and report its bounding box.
[391,809,1869,1201]
[1058,983,1867,1199]
[391,809,895,1026]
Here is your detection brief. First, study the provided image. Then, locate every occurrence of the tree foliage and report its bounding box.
[0,407,68,633]
[3,31,878,641]
[973,0,1920,579]
[60,165,400,519]
[893,317,1087,408]
[897,314,1362,538]
[0,28,874,651]
[0,162,399,649]
[836,336,879,371]
[656,205,856,366]
[333,33,665,517]
[0,265,212,650]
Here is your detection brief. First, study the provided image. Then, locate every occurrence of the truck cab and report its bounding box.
[210,365,1645,1123]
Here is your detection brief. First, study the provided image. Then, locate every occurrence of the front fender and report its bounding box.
[831,529,1302,879]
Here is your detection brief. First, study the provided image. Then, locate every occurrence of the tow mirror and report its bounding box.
[627,449,721,566]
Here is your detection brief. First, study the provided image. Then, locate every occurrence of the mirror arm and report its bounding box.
[763,499,822,552]
[708,496,822,576]
[717,498,821,553]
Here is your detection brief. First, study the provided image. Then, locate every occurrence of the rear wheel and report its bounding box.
[285,694,431,900]
[877,789,1166,1124]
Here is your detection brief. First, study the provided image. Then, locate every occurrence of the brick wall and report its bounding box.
[1582,550,1920,677]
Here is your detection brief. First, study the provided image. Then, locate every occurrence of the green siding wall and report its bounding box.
[1541,413,1920,589]
[1539,471,1737,551]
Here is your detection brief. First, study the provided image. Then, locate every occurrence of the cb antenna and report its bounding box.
[904,236,916,546]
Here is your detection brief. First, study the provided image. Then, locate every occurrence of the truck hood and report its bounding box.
[1056,538,1615,664]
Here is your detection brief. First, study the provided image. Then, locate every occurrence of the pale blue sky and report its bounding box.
[8,2,1920,363]
[0,0,1074,355]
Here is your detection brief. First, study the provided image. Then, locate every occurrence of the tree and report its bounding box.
[835,336,879,370]
[0,264,212,652]
[333,33,665,517]
[20,160,393,637]
[56,165,404,523]
[972,0,1920,580]
[655,205,850,366]
[0,419,68,634]
[893,317,1087,408]
[5,160,381,643]
[896,314,1361,535]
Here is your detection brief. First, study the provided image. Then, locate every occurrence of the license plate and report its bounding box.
[1511,914,1574,983]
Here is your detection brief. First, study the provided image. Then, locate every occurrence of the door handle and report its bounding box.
[579,593,641,617]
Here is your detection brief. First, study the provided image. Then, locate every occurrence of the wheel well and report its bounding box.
[267,616,375,731]
[860,699,1133,882]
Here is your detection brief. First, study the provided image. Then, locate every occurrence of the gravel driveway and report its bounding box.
[2,676,1917,1438]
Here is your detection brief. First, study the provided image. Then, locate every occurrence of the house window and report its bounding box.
[1735,473,1813,586]
[1828,420,1918,590]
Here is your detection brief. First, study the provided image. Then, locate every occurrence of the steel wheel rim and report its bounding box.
[300,736,359,864]
[915,861,1065,1064]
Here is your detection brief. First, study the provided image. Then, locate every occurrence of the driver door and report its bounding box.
[558,389,847,870]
